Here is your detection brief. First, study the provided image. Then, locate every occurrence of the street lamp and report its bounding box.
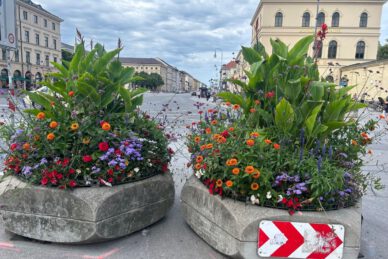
[214,48,223,90]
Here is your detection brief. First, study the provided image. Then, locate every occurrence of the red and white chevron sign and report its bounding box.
[258,220,344,259]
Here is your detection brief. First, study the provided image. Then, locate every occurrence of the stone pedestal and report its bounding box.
[0,173,174,243]
[181,176,361,259]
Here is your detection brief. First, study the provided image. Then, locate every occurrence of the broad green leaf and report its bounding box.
[275,98,295,133]
[271,38,288,60]
[288,35,314,65]
[242,46,262,65]
[305,104,323,135]
[310,82,325,101]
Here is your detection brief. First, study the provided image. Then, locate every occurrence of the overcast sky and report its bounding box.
[39,0,388,85]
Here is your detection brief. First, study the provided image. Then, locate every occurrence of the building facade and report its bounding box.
[0,0,63,89]
[250,0,387,83]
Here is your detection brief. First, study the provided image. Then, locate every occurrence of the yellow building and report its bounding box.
[0,0,63,89]
[250,0,387,83]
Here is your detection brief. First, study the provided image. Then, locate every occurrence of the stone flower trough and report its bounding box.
[0,173,174,243]
[181,176,362,259]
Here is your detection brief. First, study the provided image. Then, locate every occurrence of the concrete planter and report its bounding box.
[0,173,174,244]
[181,176,361,259]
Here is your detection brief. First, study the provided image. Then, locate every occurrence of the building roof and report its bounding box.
[223,61,237,70]
[341,59,388,71]
[119,57,164,65]
[61,42,74,52]
[18,0,63,22]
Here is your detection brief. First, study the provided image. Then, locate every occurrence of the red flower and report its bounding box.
[41,177,49,185]
[162,163,169,173]
[50,178,58,185]
[221,130,229,138]
[69,180,77,188]
[63,158,70,167]
[56,173,64,180]
[82,155,93,163]
[114,149,121,156]
[108,177,114,183]
[98,142,109,152]
[10,143,18,151]
[265,91,275,99]
[107,169,114,176]
[321,23,328,31]
[69,168,75,174]
[168,147,175,155]
[68,91,75,97]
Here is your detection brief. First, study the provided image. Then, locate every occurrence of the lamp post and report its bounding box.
[214,48,223,90]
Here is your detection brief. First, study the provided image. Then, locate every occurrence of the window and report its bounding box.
[275,12,283,27]
[332,12,340,27]
[26,51,31,64]
[314,41,323,58]
[355,41,365,59]
[15,50,19,62]
[1,49,5,60]
[328,40,337,58]
[326,75,334,83]
[317,12,325,27]
[23,11,28,20]
[44,36,48,47]
[53,39,57,49]
[25,31,29,43]
[52,22,56,30]
[44,19,47,27]
[35,33,40,45]
[302,12,310,27]
[45,55,49,66]
[53,57,57,63]
[34,15,38,24]
[360,12,368,27]
[36,53,40,65]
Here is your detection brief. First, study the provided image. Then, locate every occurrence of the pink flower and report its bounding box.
[82,155,93,163]
[98,142,109,152]
[41,177,49,185]
[69,180,77,188]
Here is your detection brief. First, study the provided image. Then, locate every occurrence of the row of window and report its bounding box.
[274,11,368,28]
[315,40,366,59]
[135,66,159,70]
[1,48,57,65]
[22,10,57,31]
[24,30,57,49]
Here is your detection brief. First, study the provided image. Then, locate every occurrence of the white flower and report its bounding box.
[277,195,283,203]
[266,191,272,199]
[250,195,260,205]
[195,169,204,179]
[134,167,140,173]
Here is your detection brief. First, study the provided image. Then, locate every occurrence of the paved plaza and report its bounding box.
[0,93,387,258]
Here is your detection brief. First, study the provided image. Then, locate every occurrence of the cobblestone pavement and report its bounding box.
[0,93,387,258]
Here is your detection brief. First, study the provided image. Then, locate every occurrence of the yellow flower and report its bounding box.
[82,137,91,145]
[70,123,79,131]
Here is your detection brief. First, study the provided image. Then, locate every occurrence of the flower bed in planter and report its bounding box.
[0,41,174,243]
[185,29,383,258]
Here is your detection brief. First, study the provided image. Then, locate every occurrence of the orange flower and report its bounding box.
[196,156,204,163]
[47,133,55,141]
[273,143,280,150]
[264,139,272,144]
[254,100,261,105]
[49,121,58,129]
[226,160,232,166]
[229,127,235,132]
[250,132,260,138]
[232,168,240,175]
[379,114,385,119]
[229,158,238,166]
[225,102,231,106]
[232,104,240,110]
[211,120,218,125]
[251,182,259,191]
[206,143,213,149]
[36,112,45,120]
[208,109,214,113]
[23,143,30,151]
[50,101,55,107]
[70,123,79,131]
[216,179,223,187]
[195,163,202,170]
[205,128,212,134]
[361,132,368,139]
[200,145,207,151]
[217,136,227,144]
[250,108,256,113]
[194,136,201,143]
[245,166,255,174]
[101,122,111,131]
[226,180,233,187]
[246,139,255,146]
[68,91,75,97]
[252,169,261,179]
[351,139,358,146]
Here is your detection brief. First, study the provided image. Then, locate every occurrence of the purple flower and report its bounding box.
[22,166,32,176]
[108,160,118,167]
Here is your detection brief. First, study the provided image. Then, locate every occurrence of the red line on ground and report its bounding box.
[82,248,120,259]
[0,242,21,252]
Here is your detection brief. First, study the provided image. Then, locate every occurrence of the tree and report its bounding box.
[377,39,388,60]
[61,49,74,63]
[132,72,164,91]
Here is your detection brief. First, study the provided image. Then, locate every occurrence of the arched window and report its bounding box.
[355,41,365,59]
[332,12,340,27]
[360,12,368,27]
[328,41,337,58]
[326,75,334,83]
[317,12,325,27]
[275,12,283,27]
[302,12,310,27]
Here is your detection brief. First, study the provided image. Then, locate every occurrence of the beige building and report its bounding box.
[0,0,63,89]
[250,0,387,84]
[340,59,388,100]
